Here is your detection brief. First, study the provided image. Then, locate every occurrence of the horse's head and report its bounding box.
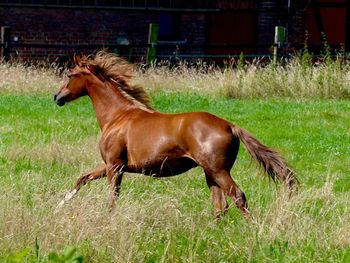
[54,55,92,106]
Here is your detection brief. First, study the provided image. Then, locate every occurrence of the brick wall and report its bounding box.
[0,6,160,60]
[0,2,306,61]
[179,13,206,55]
[257,0,278,51]
[257,0,304,53]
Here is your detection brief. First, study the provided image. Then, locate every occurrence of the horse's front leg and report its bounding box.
[107,161,125,211]
[56,164,106,210]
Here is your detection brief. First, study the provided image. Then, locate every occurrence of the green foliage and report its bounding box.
[301,31,312,71]
[5,248,30,263]
[237,52,245,70]
[321,32,332,66]
[35,238,41,262]
[48,247,83,263]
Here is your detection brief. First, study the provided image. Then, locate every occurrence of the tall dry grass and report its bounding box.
[0,61,62,94]
[136,58,350,99]
[1,56,350,99]
[1,170,349,262]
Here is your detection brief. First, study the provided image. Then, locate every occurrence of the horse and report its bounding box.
[54,51,297,218]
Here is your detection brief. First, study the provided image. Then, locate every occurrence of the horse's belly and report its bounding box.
[126,157,198,177]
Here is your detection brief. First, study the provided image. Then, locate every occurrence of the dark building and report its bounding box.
[0,0,348,61]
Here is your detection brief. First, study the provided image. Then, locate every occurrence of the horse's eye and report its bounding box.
[67,73,73,79]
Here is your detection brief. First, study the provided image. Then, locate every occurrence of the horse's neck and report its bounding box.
[87,78,133,129]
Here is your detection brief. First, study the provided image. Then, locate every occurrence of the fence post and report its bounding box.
[273,26,286,64]
[147,23,159,64]
[1,26,11,61]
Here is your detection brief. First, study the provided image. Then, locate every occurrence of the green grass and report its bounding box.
[1,90,350,262]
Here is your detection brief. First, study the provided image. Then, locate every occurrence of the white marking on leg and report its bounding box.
[55,189,78,211]
[64,189,77,201]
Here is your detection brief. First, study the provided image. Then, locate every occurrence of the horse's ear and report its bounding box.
[73,54,81,66]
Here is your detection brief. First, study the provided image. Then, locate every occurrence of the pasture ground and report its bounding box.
[0,60,349,262]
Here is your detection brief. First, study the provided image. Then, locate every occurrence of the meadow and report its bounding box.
[0,57,349,262]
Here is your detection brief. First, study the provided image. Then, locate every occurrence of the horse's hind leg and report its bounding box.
[207,170,249,218]
[205,174,228,218]
[56,164,106,209]
[106,162,125,211]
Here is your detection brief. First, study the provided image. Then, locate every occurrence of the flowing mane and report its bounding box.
[80,51,153,110]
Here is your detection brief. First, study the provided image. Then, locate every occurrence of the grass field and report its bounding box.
[0,60,350,262]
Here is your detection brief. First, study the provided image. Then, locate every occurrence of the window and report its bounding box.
[157,13,180,41]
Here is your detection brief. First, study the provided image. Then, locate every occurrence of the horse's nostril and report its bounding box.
[53,94,57,101]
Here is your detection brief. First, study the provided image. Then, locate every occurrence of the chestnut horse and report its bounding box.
[54,51,296,218]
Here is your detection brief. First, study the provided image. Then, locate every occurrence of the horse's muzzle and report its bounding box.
[54,93,66,106]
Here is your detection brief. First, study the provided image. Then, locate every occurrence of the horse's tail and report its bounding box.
[231,125,298,192]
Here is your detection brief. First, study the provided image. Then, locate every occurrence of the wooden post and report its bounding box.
[1,26,11,61]
[147,23,159,64]
[273,26,286,64]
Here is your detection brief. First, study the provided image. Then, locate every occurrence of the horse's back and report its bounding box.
[128,110,236,151]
